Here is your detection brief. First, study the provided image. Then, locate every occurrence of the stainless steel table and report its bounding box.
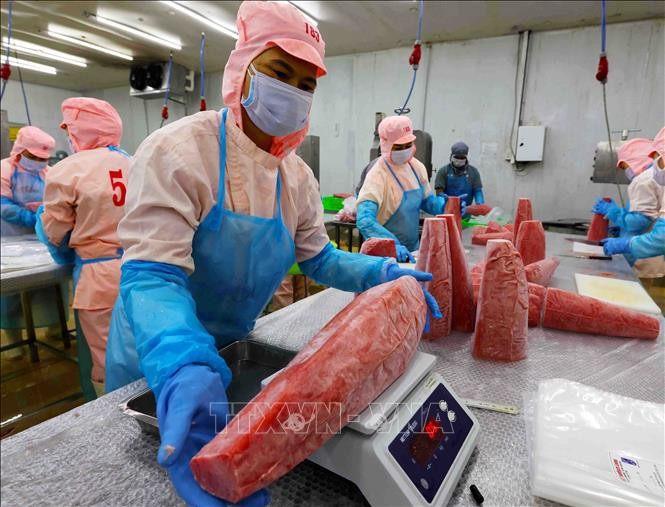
[1,231,662,507]
[1,237,73,361]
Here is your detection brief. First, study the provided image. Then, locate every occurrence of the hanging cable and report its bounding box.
[13,50,31,125]
[595,0,623,206]
[199,32,206,111]
[0,0,14,100]
[160,52,174,128]
[395,0,424,115]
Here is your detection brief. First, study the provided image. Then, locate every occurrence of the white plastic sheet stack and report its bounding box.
[0,236,54,274]
[529,379,665,506]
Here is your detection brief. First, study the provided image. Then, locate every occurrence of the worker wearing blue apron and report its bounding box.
[434,141,485,208]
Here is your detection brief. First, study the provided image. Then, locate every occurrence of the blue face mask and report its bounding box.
[67,137,77,154]
[241,64,314,137]
[625,167,636,181]
[19,156,47,173]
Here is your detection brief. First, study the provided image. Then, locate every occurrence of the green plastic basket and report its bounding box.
[322,195,344,213]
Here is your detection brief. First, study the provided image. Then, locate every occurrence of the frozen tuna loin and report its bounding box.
[190,277,426,502]
[441,214,476,332]
[472,240,529,361]
[525,256,560,286]
[443,196,463,239]
[542,288,660,340]
[513,197,533,243]
[528,283,547,327]
[360,237,397,259]
[465,204,492,216]
[515,220,546,266]
[417,218,453,339]
[587,197,612,241]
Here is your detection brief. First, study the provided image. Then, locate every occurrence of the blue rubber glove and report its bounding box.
[35,205,76,265]
[380,262,442,331]
[157,364,270,507]
[0,196,36,228]
[608,225,621,238]
[356,200,401,244]
[631,218,665,259]
[592,198,618,217]
[396,244,415,263]
[600,237,631,256]
[473,188,485,205]
[420,193,446,216]
[458,194,468,217]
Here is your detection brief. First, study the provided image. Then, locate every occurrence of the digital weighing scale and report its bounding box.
[121,344,479,506]
[263,351,480,506]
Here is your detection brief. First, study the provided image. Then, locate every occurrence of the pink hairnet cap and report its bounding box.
[378,116,417,157]
[60,97,123,152]
[10,126,55,162]
[649,126,665,159]
[616,137,655,176]
[222,0,326,158]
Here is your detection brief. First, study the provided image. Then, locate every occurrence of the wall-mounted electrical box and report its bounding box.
[515,126,546,162]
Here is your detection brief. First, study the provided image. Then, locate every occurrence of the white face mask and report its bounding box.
[391,147,413,165]
[452,157,467,168]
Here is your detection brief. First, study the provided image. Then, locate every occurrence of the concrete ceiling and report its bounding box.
[1,0,663,92]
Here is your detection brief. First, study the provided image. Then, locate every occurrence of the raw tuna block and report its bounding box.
[360,237,397,259]
[504,223,514,233]
[443,196,463,239]
[525,256,560,286]
[515,220,546,266]
[486,221,503,233]
[528,283,547,327]
[472,239,529,361]
[465,204,492,216]
[470,262,484,304]
[542,288,660,340]
[587,197,611,241]
[191,277,426,502]
[416,218,452,339]
[513,197,533,243]
[441,214,476,332]
[471,227,513,246]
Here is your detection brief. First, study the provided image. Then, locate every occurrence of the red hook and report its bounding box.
[0,63,11,81]
[161,106,169,121]
[409,43,422,69]
[200,98,207,112]
[596,53,608,83]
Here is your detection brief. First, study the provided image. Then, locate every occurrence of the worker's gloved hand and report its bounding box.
[396,244,415,263]
[592,198,617,217]
[381,262,442,331]
[157,365,270,507]
[600,237,631,256]
[459,195,468,218]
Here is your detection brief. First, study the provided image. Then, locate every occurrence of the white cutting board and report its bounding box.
[575,273,662,316]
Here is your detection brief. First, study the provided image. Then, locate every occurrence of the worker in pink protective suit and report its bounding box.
[1,126,62,359]
[356,115,446,262]
[1,126,55,236]
[36,98,130,397]
[594,137,664,277]
[104,2,440,505]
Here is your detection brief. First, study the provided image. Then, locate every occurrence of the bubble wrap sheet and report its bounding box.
[1,232,663,507]
[1,235,72,295]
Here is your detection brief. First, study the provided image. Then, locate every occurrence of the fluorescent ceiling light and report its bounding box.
[2,37,87,67]
[47,29,134,61]
[160,1,238,39]
[0,53,57,74]
[94,13,182,50]
[287,1,319,27]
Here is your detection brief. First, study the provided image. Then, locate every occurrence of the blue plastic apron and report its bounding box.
[105,108,295,388]
[1,166,45,236]
[446,165,473,206]
[383,160,424,252]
